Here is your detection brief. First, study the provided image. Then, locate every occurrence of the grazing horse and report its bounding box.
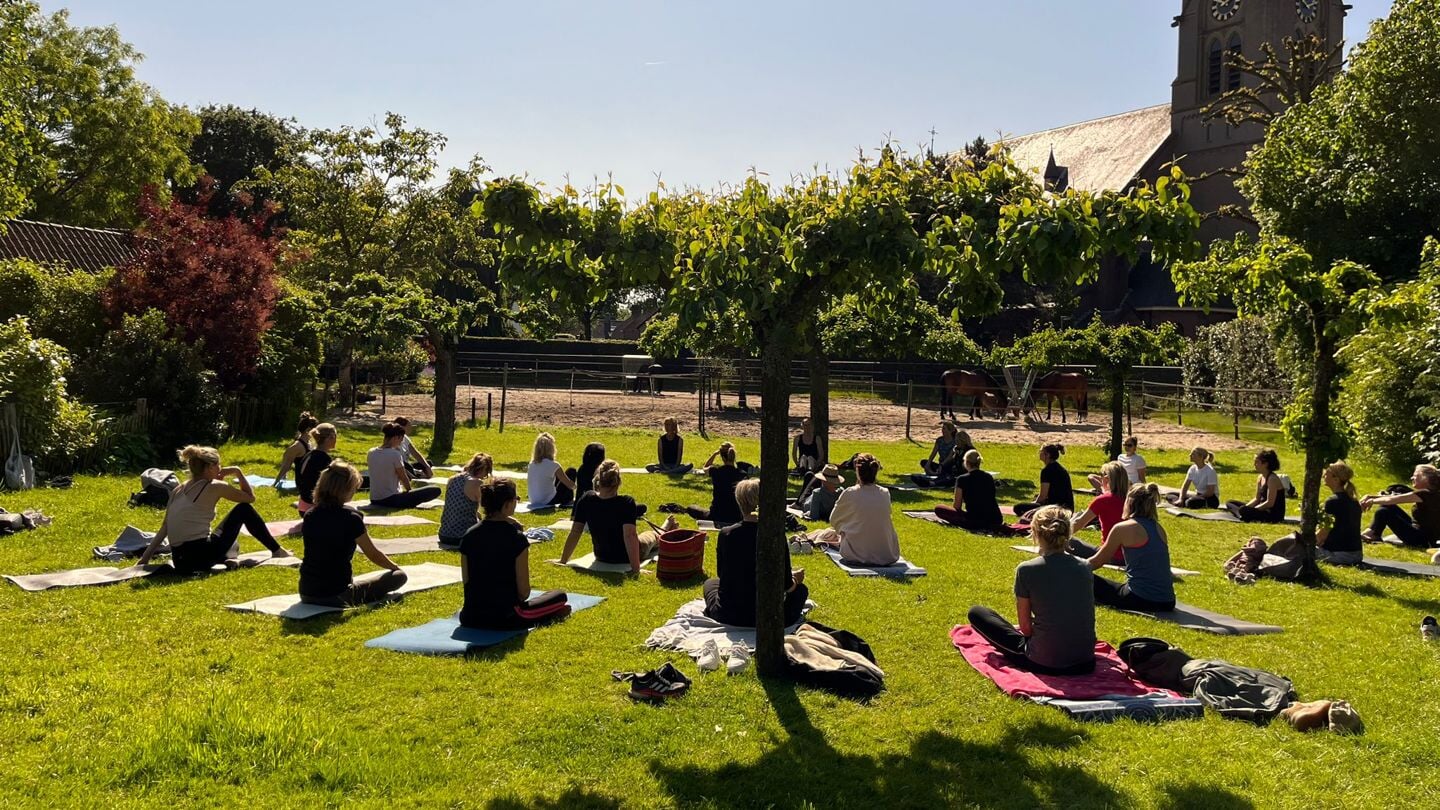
[1030,371,1089,424]
[940,369,1010,420]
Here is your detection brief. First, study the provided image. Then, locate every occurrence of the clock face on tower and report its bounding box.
[1296,0,1319,23]
[1211,0,1241,21]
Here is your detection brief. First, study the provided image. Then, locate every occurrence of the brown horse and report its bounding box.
[1030,371,1089,423]
[940,369,1010,420]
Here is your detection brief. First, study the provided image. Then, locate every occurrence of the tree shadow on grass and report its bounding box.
[649,677,1131,809]
[1159,782,1256,809]
[486,785,621,809]
[1327,578,1440,615]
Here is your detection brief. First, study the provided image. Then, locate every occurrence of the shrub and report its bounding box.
[243,282,323,434]
[75,309,227,459]
[0,259,110,355]
[1181,318,1292,418]
[0,316,96,472]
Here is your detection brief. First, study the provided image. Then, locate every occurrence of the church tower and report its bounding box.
[1168,0,1346,240]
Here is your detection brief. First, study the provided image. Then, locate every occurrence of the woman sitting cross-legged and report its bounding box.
[1012,444,1075,520]
[703,478,809,628]
[933,450,1004,532]
[1225,449,1287,524]
[298,461,408,607]
[685,442,747,527]
[920,421,961,478]
[1083,484,1176,613]
[1069,461,1128,562]
[561,460,677,574]
[574,442,607,499]
[526,432,577,509]
[136,446,293,572]
[366,422,444,510]
[1316,461,1363,566]
[966,505,1096,675]
[274,411,319,488]
[1361,464,1440,550]
[458,478,570,630]
[828,453,901,566]
[792,416,826,476]
[295,422,338,515]
[1166,447,1220,509]
[438,453,493,547]
[646,417,693,474]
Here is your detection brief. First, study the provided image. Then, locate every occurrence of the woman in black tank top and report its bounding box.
[792,417,825,474]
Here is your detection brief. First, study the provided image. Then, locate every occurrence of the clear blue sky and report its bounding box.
[56,0,1394,191]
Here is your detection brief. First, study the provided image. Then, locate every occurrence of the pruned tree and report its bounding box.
[1204,33,1343,130]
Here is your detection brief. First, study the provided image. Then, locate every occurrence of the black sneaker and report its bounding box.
[614,663,693,703]
[658,502,685,514]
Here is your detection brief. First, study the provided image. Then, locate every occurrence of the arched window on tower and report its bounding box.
[1226,34,1243,91]
[1207,38,1224,96]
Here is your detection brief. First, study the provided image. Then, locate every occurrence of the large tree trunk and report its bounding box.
[1107,375,1125,459]
[809,351,830,463]
[431,333,458,457]
[737,357,750,409]
[337,336,357,414]
[1297,326,1337,577]
[754,328,795,676]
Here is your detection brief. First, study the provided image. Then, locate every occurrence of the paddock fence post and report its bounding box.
[486,393,493,429]
[570,368,576,408]
[500,365,509,434]
[905,380,914,441]
[381,381,387,414]
[470,396,476,426]
[1232,389,1240,440]
[1177,386,1183,426]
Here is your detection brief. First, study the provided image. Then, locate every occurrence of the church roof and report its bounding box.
[997,104,1173,193]
[0,219,134,273]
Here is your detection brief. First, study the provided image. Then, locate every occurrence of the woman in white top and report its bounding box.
[367,423,444,510]
[527,432,577,507]
[826,453,900,566]
[391,417,433,479]
[1088,435,1147,491]
[1167,447,1220,509]
[137,445,292,572]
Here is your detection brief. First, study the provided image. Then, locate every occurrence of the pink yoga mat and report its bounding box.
[950,625,1181,700]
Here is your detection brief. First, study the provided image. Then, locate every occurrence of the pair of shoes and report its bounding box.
[613,663,692,702]
[788,537,813,555]
[785,514,805,533]
[1228,571,1257,585]
[1422,615,1439,641]
[658,502,684,514]
[726,645,751,675]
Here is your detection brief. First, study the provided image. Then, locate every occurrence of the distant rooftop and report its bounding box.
[0,219,133,273]
[994,104,1173,193]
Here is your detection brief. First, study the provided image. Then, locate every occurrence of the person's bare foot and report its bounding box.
[1361,530,1379,544]
[1281,700,1333,732]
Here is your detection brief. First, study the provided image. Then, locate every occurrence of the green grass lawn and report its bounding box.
[1146,408,1288,448]
[2,423,1438,808]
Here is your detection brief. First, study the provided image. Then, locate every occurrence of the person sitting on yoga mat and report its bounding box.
[1013,444,1075,519]
[1316,461,1363,566]
[828,453,901,566]
[792,417,826,476]
[1082,484,1176,612]
[273,411,318,487]
[438,453,493,547]
[1166,447,1220,509]
[1086,436,1146,492]
[526,432,577,508]
[561,460,678,574]
[299,461,408,606]
[573,442,607,498]
[703,478,808,627]
[934,450,1003,532]
[646,418,693,474]
[295,422,339,514]
[459,478,570,630]
[1361,464,1440,549]
[1225,449,1287,523]
[366,423,444,510]
[966,505,1096,675]
[391,416,433,480]
[136,446,293,572]
[686,442,746,526]
[1070,461,1127,555]
[921,421,960,478]
[796,463,845,522]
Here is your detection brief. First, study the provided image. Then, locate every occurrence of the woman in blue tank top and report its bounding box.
[1081,483,1176,611]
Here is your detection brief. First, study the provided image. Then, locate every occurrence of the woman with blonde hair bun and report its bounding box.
[136,445,293,571]
[966,505,1096,674]
[1083,484,1176,612]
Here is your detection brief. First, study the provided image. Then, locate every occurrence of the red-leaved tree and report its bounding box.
[106,181,282,391]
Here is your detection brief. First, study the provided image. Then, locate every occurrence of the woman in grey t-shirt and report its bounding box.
[967,505,1096,674]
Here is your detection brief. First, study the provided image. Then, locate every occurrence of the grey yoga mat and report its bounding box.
[1115,602,1283,636]
[224,562,463,620]
[354,499,444,511]
[6,551,299,592]
[822,547,927,578]
[1356,558,1440,578]
[245,514,436,537]
[553,553,656,573]
[1163,506,1300,526]
[1007,545,1200,577]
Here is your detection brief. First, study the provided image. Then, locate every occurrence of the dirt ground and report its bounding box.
[370,386,1258,450]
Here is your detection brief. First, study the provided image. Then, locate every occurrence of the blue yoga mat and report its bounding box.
[364,592,605,655]
[245,474,297,493]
